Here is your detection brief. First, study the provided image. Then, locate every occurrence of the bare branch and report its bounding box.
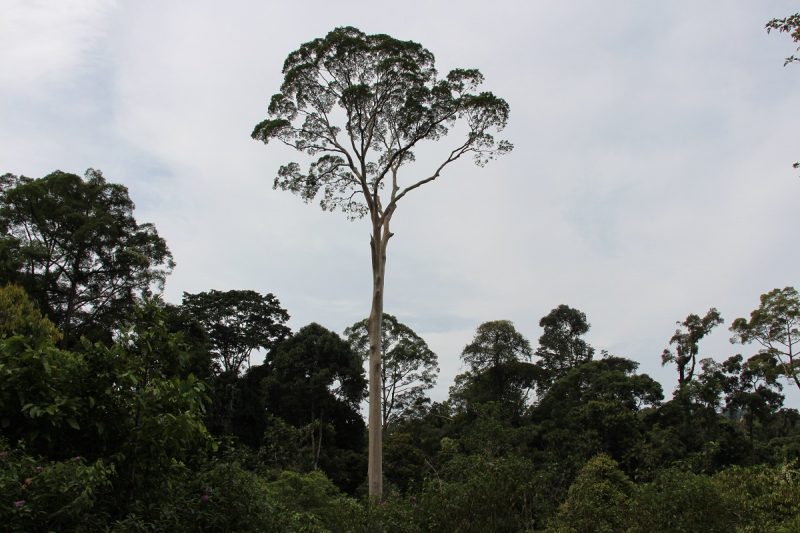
[390,138,473,209]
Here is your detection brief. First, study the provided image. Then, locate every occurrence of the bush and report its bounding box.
[627,468,733,533]
[267,470,342,525]
[713,463,800,532]
[546,454,633,533]
[417,454,539,533]
[112,456,329,533]
[0,439,114,533]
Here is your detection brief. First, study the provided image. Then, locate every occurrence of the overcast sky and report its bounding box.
[2,0,800,406]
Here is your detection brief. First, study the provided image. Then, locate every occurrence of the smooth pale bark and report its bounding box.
[368,216,391,496]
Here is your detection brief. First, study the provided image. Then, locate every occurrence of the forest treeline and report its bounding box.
[1,169,800,532]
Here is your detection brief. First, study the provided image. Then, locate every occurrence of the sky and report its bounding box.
[2,0,800,406]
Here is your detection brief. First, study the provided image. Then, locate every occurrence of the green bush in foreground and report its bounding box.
[546,454,633,533]
[626,468,733,533]
[545,456,800,533]
[713,463,800,533]
[111,456,328,533]
[0,441,114,532]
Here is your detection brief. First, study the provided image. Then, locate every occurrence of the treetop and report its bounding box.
[252,26,511,222]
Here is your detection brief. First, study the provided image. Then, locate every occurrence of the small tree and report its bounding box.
[547,454,634,533]
[252,27,511,495]
[264,323,366,472]
[345,313,438,435]
[535,305,595,390]
[181,289,290,375]
[0,284,62,347]
[662,308,723,392]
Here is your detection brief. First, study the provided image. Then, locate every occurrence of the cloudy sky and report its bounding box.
[2,0,800,405]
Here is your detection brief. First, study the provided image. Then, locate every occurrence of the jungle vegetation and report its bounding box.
[3,15,800,533]
[1,170,800,532]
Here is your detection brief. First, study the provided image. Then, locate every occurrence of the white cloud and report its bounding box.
[0,0,116,90]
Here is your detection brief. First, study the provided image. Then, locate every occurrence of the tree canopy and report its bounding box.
[181,289,291,375]
[452,320,538,418]
[662,308,723,391]
[252,26,512,221]
[0,169,174,346]
[731,287,800,392]
[345,313,438,432]
[535,305,595,390]
[462,320,532,373]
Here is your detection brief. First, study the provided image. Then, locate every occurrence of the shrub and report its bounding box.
[713,463,800,532]
[0,439,114,532]
[627,468,733,533]
[546,454,633,533]
[418,454,539,533]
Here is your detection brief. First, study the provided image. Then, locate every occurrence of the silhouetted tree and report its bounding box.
[181,289,290,374]
[662,308,723,392]
[535,305,595,391]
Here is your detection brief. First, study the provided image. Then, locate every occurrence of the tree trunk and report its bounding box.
[784,338,800,392]
[61,277,79,349]
[686,353,696,384]
[382,342,391,441]
[314,411,324,471]
[310,406,316,471]
[368,220,389,497]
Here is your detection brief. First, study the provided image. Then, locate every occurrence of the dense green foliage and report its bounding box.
[0,174,799,532]
[0,170,174,348]
[7,276,798,531]
[181,289,290,375]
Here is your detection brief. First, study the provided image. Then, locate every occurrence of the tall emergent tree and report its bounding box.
[252,27,511,494]
[345,313,438,435]
[766,13,800,169]
[0,170,174,347]
[766,14,800,66]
